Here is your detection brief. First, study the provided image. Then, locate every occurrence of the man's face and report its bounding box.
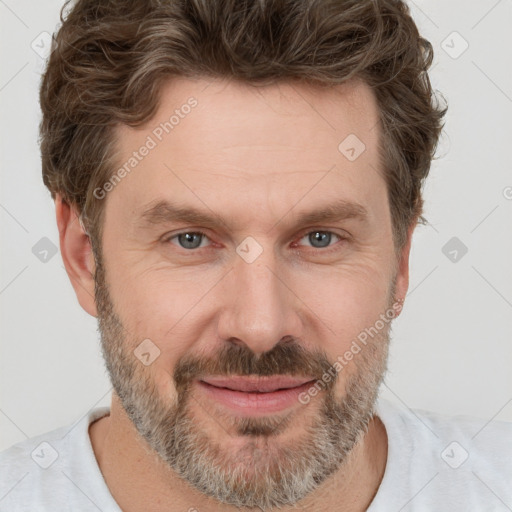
[93,77,404,509]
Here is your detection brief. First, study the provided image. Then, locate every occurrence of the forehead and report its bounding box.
[108,77,384,227]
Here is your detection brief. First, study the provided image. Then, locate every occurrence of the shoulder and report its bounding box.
[370,397,512,509]
[380,398,512,463]
[0,421,69,473]
[0,407,111,512]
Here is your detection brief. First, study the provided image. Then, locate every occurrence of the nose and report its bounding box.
[216,245,303,355]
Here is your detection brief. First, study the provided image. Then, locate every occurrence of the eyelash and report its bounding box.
[163,229,347,254]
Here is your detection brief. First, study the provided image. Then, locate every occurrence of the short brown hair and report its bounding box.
[40,0,447,255]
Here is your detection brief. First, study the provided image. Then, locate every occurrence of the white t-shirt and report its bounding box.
[1,397,511,511]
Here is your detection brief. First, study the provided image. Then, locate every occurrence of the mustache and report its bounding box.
[173,338,337,394]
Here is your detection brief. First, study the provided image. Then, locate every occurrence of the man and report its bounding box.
[1,0,511,510]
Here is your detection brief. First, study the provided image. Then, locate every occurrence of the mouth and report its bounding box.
[196,375,317,416]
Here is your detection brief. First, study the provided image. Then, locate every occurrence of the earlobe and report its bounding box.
[55,194,98,317]
[392,220,417,318]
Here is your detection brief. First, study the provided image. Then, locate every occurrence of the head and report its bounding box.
[43,0,446,509]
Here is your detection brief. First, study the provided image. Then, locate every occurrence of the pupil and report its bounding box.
[310,231,330,248]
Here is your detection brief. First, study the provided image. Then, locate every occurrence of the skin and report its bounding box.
[56,77,415,511]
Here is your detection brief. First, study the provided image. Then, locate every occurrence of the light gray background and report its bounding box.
[1,0,511,452]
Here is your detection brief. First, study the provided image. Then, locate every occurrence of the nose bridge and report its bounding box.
[216,240,301,354]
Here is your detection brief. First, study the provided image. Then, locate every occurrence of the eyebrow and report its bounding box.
[137,198,369,232]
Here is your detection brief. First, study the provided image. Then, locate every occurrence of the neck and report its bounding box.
[89,395,388,512]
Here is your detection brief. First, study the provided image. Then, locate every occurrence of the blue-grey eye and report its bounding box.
[305,231,336,248]
[171,232,208,249]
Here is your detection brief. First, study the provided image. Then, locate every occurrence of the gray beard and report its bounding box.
[93,255,392,510]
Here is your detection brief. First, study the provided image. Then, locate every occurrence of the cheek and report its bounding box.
[107,268,217,370]
[108,255,202,327]
[292,259,392,337]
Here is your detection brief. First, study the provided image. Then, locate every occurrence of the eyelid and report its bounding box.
[292,229,349,252]
[163,229,212,245]
[298,230,341,240]
[162,228,349,255]
[294,227,351,243]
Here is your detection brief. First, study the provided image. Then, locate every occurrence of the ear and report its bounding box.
[392,219,417,318]
[55,194,97,317]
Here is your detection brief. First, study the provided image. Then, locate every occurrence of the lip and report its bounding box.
[196,376,317,416]
[201,375,315,392]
